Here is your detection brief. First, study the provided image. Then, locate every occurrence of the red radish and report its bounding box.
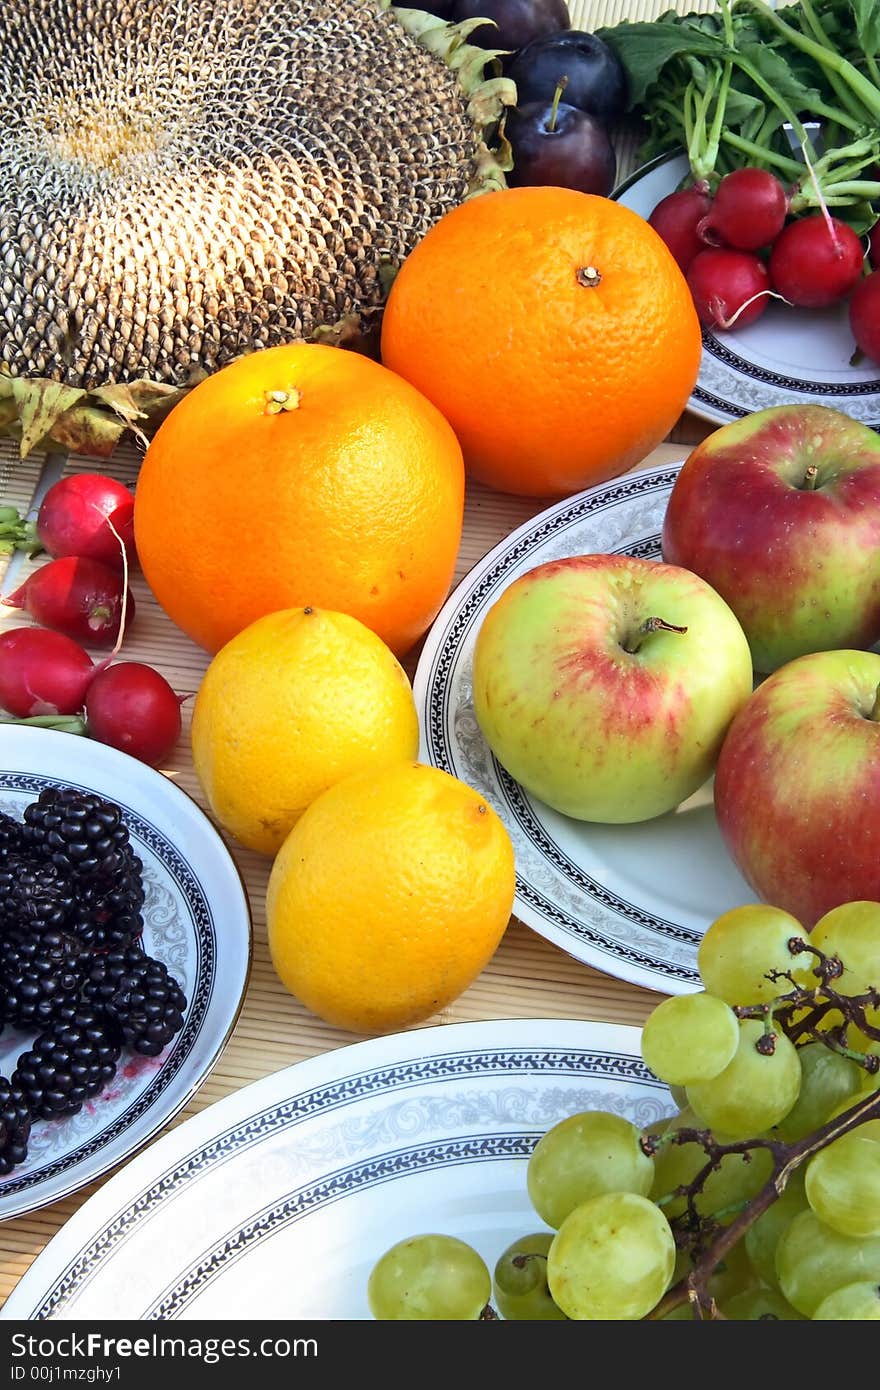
[698,168,788,252]
[849,271,880,364]
[686,248,772,331]
[648,184,713,273]
[768,215,865,308]
[36,473,136,569]
[3,557,135,647]
[85,663,184,767]
[0,628,94,717]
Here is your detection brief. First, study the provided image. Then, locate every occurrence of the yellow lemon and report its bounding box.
[267,762,516,1034]
[191,606,419,855]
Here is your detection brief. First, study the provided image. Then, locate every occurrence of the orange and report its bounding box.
[190,607,420,856]
[266,762,516,1035]
[380,185,702,498]
[133,343,465,655]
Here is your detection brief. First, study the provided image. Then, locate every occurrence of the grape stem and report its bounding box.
[645,1088,880,1320]
[644,939,880,1319]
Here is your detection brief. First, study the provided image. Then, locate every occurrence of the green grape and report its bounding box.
[686,1020,802,1140]
[547,1192,675,1320]
[493,1233,567,1321]
[668,1085,689,1109]
[772,1044,862,1142]
[812,1280,880,1320]
[775,1209,880,1317]
[367,1233,491,1320]
[667,1243,757,1313]
[722,1285,804,1320]
[697,904,811,1005]
[650,1107,773,1221]
[527,1110,654,1229]
[812,901,880,1035]
[659,1303,696,1321]
[641,993,739,1086]
[744,1171,807,1289]
[828,1088,880,1133]
[707,1238,758,1305]
[805,1130,880,1238]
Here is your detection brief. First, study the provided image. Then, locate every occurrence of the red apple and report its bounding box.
[662,404,880,674]
[471,552,753,823]
[714,648,880,927]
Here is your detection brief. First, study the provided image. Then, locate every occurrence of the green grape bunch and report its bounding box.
[367,899,880,1321]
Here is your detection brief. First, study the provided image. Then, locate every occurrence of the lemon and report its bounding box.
[267,761,516,1034]
[191,606,419,854]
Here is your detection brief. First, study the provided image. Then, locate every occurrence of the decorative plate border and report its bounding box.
[0,770,215,1198]
[0,722,254,1228]
[418,466,701,989]
[26,1041,662,1320]
[612,150,880,428]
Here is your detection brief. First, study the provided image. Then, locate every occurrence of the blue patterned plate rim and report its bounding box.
[412,462,725,995]
[1,1017,652,1319]
[0,726,252,1221]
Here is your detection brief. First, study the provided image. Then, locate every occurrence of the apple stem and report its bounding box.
[622,616,688,654]
[547,76,568,134]
[802,464,820,490]
[642,616,689,636]
[871,682,880,721]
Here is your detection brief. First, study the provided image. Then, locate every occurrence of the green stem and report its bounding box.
[546,76,567,134]
[721,130,803,179]
[740,0,880,121]
[868,53,880,88]
[689,77,717,180]
[701,59,733,176]
[797,0,876,124]
[0,714,87,734]
[808,98,863,134]
[731,52,819,158]
[803,179,880,197]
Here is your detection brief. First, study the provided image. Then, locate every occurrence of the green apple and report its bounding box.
[471,553,753,822]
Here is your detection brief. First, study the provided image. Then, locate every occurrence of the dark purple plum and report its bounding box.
[506,93,616,196]
[395,0,456,16]
[507,30,628,124]
[451,0,570,52]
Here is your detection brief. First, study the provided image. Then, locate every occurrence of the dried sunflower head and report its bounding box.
[0,0,512,455]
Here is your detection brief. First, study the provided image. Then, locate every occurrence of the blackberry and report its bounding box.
[13,1002,121,1120]
[0,930,86,1030]
[84,947,186,1057]
[0,812,23,858]
[68,880,145,954]
[0,854,76,945]
[0,1075,31,1175]
[22,788,145,952]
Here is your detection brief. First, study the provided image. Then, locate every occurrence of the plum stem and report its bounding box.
[546,76,568,133]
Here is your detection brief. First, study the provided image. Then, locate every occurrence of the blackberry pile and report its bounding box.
[0,787,188,1176]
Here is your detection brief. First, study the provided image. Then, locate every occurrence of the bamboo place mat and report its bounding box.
[0,0,721,1310]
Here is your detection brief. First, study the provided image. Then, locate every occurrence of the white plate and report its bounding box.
[613,152,880,429]
[413,464,758,995]
[0,726,252,1219]
[0,1017,671,1320]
